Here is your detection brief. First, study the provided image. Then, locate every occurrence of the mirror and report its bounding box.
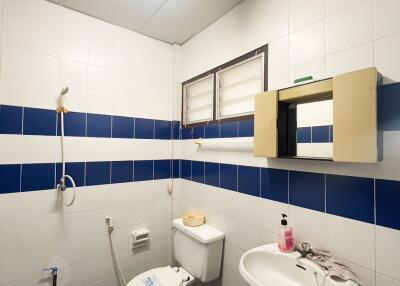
[277,98,333,160]
[296,99,333,159]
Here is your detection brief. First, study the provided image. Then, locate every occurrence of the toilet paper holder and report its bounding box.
[132,228,150,248]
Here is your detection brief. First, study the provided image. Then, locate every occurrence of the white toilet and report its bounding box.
[128,218,225,286]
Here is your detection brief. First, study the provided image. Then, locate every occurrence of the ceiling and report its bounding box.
[48,0,242,44]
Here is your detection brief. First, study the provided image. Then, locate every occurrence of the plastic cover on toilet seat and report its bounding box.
[127,266,183,286]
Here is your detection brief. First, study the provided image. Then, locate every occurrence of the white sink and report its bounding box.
[239,243,358,286]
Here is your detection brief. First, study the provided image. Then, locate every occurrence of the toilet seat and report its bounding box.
[127,266,195,286]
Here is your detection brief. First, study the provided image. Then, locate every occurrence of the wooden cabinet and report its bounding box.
[254,90,278,157]
[333,67,378,163]
[254,67,379,163]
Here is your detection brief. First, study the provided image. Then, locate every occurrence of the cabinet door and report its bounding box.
[254,90,278,157]
[333,67,378,163]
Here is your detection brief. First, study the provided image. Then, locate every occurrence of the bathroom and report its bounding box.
[0,0,399,285]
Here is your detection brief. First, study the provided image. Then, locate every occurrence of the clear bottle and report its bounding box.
[277,214,295,252]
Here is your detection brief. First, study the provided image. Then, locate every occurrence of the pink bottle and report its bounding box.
[277,214,295,252]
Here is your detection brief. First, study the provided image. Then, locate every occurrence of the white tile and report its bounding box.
[376,226,400,280]
[325,42,373,77]
[325,0,373,54]
[64,262,84,286]
[326,214,375,270]
[289,0,324,32]
[3,0,27,22]
[289,57,325,85]
[87,65,113,114]
[83,254,113,285]
[26,51,58,83]
[237,221,262,251]
[221,242,239,286]
[0,76,25,107]
[0,222,19,254]
[217,214,238,245]
[0,191,55,224]
[289,205,326,249]
[0,252,18,284]
[325,0,362,16]
[24,79,59,109]
[268,68,289,90]
[112,71,135,117]
[1,16,26,77]
[19,212,85,249]
[259,229,276,245]
[89,17,115,45]
[82,232,110,259]
[257,198,289,233]
[89,41,114,69]
[269,36,289,72]
[374,0,400,39]
[20,136,60,163]
[58,59,88,112]
[375,33,400,84]
[376,273,400,286]
[289,20,324,65]
[59,59,87,89]
[26,0,60,56]
[59,9,89,63]
[19,243,60,278]
[237,248,250,286]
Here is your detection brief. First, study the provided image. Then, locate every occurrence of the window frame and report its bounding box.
[181,44,268,127]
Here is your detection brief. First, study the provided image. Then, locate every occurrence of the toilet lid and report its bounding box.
[127,266,182,286]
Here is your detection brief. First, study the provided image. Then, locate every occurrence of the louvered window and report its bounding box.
[182,74,214,124]
[182,45,267,126]
[216,54,264,119]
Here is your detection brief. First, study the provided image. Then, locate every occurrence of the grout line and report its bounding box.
[324,0,365,19]
[19,163,22,193]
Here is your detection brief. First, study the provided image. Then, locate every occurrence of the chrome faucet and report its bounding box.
[295,242,313,258]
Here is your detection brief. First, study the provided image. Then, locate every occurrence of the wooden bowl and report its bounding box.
[182,211,205,227]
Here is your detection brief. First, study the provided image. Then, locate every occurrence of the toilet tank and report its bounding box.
[172,218,224,282]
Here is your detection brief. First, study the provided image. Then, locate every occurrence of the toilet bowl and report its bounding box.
[127,218,224,286]
[127,266,195,286]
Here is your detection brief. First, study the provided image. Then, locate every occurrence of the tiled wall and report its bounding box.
[0,0,176,285]
[177,1,400,286]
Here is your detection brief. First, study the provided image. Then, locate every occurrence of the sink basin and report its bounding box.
[239,243,358,286]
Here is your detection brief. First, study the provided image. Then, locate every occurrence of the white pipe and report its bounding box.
[106,217,127,286]
[57,89,77,207]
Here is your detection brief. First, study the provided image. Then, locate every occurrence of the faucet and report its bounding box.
[43,266,58,286]
[295,242,313,258]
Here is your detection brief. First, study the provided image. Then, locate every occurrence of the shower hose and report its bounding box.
[58,110,77,206]
[106,217,127,286]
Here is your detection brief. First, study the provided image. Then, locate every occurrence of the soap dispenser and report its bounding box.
[277,214,294,252]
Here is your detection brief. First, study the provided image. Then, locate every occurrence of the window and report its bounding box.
[182,45,267,126]
[182,74,214,124]
[216,54,264,120]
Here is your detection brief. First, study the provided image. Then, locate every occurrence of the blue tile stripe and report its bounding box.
[0,104,178,140]
[0,159,173,194]
[1,83,400,140]
[178,159,400,231]
[297,125,333,143]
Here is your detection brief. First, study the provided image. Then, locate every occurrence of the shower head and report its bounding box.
[60,86,69,96]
